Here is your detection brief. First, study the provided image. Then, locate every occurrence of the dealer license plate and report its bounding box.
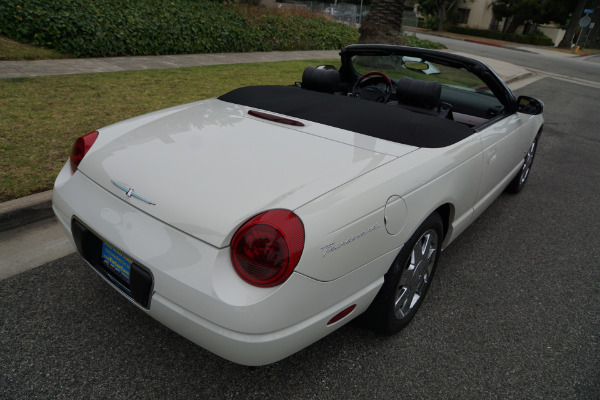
[101,242,132,284]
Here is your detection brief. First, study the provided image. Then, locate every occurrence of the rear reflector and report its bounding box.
[327,305,356,325]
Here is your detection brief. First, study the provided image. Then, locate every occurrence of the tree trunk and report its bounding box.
[358,0,406,44]
[434,0,456,32]
[505,15,524,33]
[502,16,511,33]
[558,0,588,48]
[437,2,446,31]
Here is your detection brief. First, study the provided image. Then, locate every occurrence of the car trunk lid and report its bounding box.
[79,99,413,247]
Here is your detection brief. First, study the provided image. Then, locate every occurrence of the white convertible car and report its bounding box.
[53,44,543,366]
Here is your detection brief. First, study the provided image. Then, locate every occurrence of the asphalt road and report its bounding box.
[418,32,600,83]
[1,77,599,399]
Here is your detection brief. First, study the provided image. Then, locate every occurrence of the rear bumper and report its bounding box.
[52,163,392,365]
[148,280,380,366]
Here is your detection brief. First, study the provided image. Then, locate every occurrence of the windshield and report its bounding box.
[351,54,494,95]
[348,53,505,124]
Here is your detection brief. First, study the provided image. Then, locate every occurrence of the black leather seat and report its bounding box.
[396,77,452,119]
[301,66,342,94]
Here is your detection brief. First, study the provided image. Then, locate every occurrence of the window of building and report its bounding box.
[457,8,470,24]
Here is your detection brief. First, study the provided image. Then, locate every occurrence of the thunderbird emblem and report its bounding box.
[111,180,155,205]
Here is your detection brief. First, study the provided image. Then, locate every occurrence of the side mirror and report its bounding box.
[517,96,544,115]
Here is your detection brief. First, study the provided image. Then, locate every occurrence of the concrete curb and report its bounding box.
[464,38,502,47]
[420,31,578,56]
[0,191,54,233]
[419,31,510,49]
[505,71,534,84]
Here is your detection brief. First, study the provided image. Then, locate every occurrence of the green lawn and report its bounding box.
[0,59,338,201]
[0,36,67,60]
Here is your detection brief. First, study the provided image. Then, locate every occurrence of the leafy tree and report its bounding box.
[492,0,578,34]
[558,0,588,48]
[358,0,405,44]
[579,2,600,49]
[580,0,600,49]
[418,0,458,32]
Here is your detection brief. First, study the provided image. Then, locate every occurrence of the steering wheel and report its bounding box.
[351,71,392,103]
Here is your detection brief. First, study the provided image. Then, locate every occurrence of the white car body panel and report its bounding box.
[54,166,394,333]
[473,113,542,219]
[78,99,415,248]
[52,45,544,366]
[296,134,483,281]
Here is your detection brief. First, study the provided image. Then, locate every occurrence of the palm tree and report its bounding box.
[358,0,406,44]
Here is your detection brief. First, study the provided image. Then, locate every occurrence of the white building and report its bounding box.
[454,0,495,29]
[447,0,565,46]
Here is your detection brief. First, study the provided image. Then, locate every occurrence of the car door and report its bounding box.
[473,111,532,218]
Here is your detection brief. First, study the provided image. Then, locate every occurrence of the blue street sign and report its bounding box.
[584,9,594,14]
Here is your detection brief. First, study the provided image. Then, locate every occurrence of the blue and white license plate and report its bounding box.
[101,242,132,284]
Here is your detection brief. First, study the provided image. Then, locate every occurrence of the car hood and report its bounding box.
[79,98,416,248]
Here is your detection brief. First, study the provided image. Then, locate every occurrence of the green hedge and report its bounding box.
[0,0,359,56]
[447,26,554,46]
[403,35,446,50]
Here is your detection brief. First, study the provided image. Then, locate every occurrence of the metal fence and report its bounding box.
[278,1,367,27]
[402,10,418,35]
[277,1,418,33]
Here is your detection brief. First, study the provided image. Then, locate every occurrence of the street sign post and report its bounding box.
[577,13,594,50]
[580,16,591,28]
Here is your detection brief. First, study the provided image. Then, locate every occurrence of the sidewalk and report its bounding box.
[413,28,597,58]
[0,50,340,79]
[0,46,535,280]
[0,41,544,81]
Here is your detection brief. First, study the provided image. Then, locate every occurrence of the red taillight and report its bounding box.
[231,209,304,287]
[70,131,99,174]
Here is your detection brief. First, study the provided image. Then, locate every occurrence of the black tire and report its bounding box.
[506,132,540,194]
[367,212,443,334]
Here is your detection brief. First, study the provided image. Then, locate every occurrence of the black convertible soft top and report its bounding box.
[218,85,474,148]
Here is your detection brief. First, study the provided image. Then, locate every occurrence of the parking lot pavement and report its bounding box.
[1,77,598,399]
[0,217,74,281]
[0,191,75,281]
[1,44,599,398]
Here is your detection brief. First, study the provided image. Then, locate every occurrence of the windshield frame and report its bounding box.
[339,44,517,115]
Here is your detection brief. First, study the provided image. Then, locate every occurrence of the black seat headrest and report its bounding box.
[302,66,341,94]
[396,77,441,109]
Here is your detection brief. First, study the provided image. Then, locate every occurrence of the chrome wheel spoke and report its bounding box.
[394,229,438,320]
[409,292,421,309]
[394,287,408,319]
[520,141,536,184]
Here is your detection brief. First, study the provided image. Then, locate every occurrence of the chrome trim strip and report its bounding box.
[111,180,156,205]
